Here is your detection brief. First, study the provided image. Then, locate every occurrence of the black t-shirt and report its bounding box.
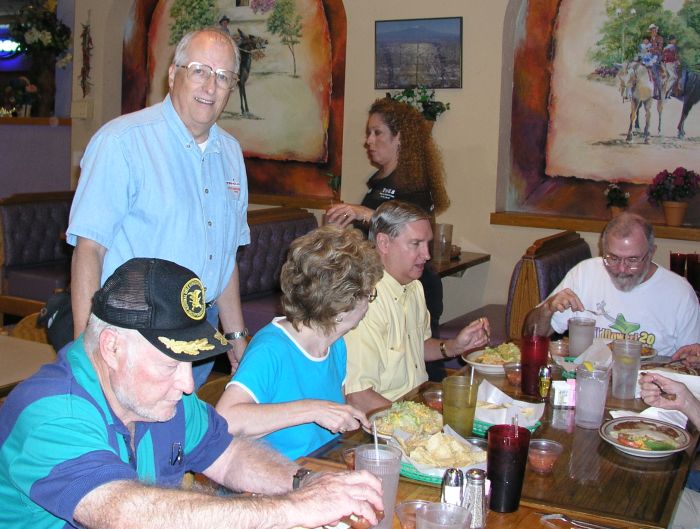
[360,171,434,213]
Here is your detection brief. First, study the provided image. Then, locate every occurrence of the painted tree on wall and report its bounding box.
[169,0,217,45]
[591,0,700,68]
[267,0,303,76]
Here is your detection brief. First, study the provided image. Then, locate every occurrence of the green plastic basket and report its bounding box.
[399,460,443,485]
[471,419,541,438]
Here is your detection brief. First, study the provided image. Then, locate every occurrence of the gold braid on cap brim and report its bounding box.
[158,337,215,356]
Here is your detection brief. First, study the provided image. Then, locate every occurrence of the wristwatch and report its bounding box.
[440,341,450,359]
[224,328,249,341]
[293,467,313,490]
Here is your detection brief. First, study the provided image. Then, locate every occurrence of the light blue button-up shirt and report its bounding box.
[67,95,249,301]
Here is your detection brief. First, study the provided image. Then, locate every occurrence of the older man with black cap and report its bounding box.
[0,258,383,529]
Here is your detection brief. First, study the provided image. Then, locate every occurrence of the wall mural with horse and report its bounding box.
[122,0,346,207]
[503,0,699,227]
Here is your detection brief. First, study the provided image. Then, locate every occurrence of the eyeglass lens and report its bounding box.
[182,62,237,88]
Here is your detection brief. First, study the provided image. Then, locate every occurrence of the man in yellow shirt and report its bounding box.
[344,201,490,414]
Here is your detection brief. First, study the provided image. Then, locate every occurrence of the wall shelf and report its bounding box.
[0,117,71,126]
[490,212,700,242]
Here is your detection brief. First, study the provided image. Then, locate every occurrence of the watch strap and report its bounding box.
[293,467,312,490]
[224,328,249,341]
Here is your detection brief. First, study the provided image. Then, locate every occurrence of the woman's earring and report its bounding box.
[335,315,344,323]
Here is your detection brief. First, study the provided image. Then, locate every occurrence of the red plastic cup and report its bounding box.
[520,335,550,397]
[670,252,687,277]
[487,424,531,512]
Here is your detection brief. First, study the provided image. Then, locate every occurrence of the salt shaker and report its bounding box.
[440,467,463,506]
[463,468,486,529]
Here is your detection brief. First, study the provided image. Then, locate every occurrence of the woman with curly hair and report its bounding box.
[215,224,383,460]
[326,97,450,225]
[325,97,450,379]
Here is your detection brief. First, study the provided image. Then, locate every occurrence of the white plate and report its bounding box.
[365,410,392,440]
[462,350,506,375]
[599,417,691,458]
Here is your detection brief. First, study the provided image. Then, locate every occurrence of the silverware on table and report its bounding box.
[540,512,617,529]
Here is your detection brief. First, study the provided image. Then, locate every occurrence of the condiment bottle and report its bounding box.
[539,365,552,401]
[440,467,463,506]
[463,468,486,529]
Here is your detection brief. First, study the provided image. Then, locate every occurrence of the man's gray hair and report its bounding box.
[83,314,140,355]
[601,212,655,252]
[369,201,431,242]
[172,26,241,74]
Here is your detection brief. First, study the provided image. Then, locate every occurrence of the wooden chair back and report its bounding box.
[9,312,49,344]
[505,231,591,340]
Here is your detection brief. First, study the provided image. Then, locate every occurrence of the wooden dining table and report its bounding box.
[308,369,700,529]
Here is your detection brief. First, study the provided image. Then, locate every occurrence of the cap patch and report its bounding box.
[159,336,215,356]
[181,278,206,321]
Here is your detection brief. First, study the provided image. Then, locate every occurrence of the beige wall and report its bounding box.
[69,0,699,323]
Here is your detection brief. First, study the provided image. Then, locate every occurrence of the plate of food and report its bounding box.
[463,343,521,375]
[640,346,657,360]
[367,401,442,440]
[390,429,487,484]
[599,417,691,458]
[640,361,698,376]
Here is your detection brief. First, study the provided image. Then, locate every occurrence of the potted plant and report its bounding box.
[603,182,630,217]
[9,1,72,116]
[647,167,700,226]
[387,86,450,122]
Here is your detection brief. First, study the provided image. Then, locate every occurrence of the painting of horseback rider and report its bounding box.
[646,24,664,99]
[661,35,681,99]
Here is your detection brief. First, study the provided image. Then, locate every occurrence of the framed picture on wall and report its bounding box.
[375,17,462,89]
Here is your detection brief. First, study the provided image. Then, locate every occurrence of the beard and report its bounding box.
[608,260,651,292]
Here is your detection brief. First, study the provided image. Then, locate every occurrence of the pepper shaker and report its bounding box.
[463,468,486,529]
[440,467,464,506]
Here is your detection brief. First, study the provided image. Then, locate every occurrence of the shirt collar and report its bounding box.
[382,270,421,299]
[161,94,221,153]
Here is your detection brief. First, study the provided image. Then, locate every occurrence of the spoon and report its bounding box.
[540,513,616,529]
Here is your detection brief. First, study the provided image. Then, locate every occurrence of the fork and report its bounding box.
[583,308,602,316]
[540,513,616,529]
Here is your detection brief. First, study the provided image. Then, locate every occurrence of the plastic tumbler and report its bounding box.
[568,317,596,357]
[612,339,642,399]
[520,335,550,397]
[355,444,402,529]
[442,376,478,438]
[670,252,687,277]
[415,502,470,529]
[574,365,610,429]
[487,424,531,513]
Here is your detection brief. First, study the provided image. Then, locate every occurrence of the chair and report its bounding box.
[438,231,591,344]
[504,231,591,339]
[9,312,49,344]
[196,374,229,407]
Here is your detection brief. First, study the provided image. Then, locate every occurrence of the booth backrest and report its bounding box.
[238,207,318,334]
[505,231,592,339]
[0,191,74,314]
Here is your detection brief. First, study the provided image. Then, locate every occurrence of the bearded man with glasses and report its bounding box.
[68,27,250,388]
[525,213,700,357]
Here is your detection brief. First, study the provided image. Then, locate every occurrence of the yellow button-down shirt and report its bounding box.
[344,271,431,401]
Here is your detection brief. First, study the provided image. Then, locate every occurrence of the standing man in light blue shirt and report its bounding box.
[67,27,249,387]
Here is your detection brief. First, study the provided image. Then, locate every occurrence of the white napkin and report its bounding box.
[388,424,487,477]
[609,408,688,429]
[553,338,612,373]
[475,379,545,427]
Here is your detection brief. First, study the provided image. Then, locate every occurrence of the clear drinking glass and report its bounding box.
[611,339,642,399]
[574,365,610,429]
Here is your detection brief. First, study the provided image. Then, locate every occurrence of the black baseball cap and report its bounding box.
[92,258,229,361]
